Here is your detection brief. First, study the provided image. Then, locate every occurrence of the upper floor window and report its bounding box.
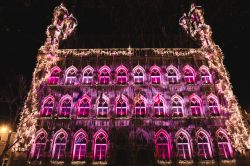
[115,95,128,117]
[99,66,111,84]
[200,66,212,84]
[40,95,54,117]
[176,129,192,160]
[197,130,213,159]
[48,66,61,84]
[93,129,108,161]
[31,129,47,160]
[207,94,220,116]
[72,130,88,161]
[183,65,195,84]
[190,94,202,116]
[52,129,68,160]
[150,66,161,84]
[82,66,94,84]
[77,95,90,117]
[166,65,179,84]
[134,94,147,117]
[171,95,184,117]
[153,94,166,117]
[97,94,109,117]
[65,66,78,85]
[216,129,234,159]
[59,95,72,117]
[116,65,128,84]
[155,129,171,160]
[133,65,145,84]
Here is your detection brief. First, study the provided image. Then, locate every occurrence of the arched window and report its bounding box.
[40,95,54,117]
[155,129,171,160]
[207,94,220,116]
[52,129,68,160]
[31,129,47,160]
[115,95,128,117]
[82,66,94,84]
[77,95,90,117]
[153,94,166,117]
[197,130,213,159]
[72,130,88,161]
[176,129,192,160]
[65,66,78,85]
[59,95,72,117]
[48,66,61,84]
[116,65,128,84]
[171,95,184,117]
[93,129,108,161]
[183,65,195,84]
[150,66,161,84]
[200,66,212,84]
[134,95,147,117]
[166,65,179,84]
[97,94,109,117]
[99,66,111,84]
[133,65,145,84]
[190,94,202,116]
[216,129,233,159]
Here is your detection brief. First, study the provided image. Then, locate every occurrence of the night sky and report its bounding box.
[0,0,250,123]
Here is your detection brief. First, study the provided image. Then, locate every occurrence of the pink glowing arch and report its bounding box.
[115,95,129,116]
[134,94,147,117]
[51,129,68,160]
[65,65,78,84]
[77,94,91,117]
[171,94,184,116]
[82,65,94,84]
[115,65,128,84]
[133,65,145,84]
[154,129,172,160]
[48,66,61,84]
[30,128,48,159]
[207,94,220,115]
[183,65,196,84]
[72,129,88,161]
[40,95,55,116]
[196,128,213,159]
[93,129,109,161]
[98,65,111,84]
[199,65,212,84]
[175,128,192,160]
[59,94,73,117]
[150,65,161,84]
[166,65,180,83]
[153,94,167,117]
[189,94,203,116]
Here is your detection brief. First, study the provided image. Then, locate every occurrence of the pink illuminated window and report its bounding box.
[116,95,127,117]
[82,66,94,84]
[99,66,110,84]
[77,96,90,117]
[183,65,195,84]
[31,131,47,160]
[171,95,183,117]
[190,95,202,116]
[134,98,146,117]
[48,66,61,84]
[200,66,212,84]
[217,130,233,159]
[176,131,192,160]
[116,65,128,84]
[52,131,67,160]
[73,131,87,161]
[133,65,145,84]
[97,95,109,117]
[207,95,220,116]
[41,96,54,117]
[153,95,166,117]
[94,130,108,161]
[197,131,212,159]
[59,96,72,117]
[150,66,161,84]
[65,66,78,85]
[155,130,171,160]
[166,65,179,84]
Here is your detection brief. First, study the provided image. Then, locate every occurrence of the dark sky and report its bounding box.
[0,0,250,122]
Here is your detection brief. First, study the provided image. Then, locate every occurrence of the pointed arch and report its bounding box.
[77,94,91,117]
[199,65,212,84]
[166,65,180,84]
[207,94,220,116]
[48,66,61,84]
[52,129,68,160]
[93,129,108,161]
[134,94,147,117]
[190,94,203,116]
[30,129,48,160]
[175,129,192,160]
[153,94,167,117]
[115,95,128,117]
[116,65,128,84]
[155,129,171,160]
[59,94,73,117]
[196,128,213,159]
[150,65,161,84]
[96,94,110,117]
[40,95,55,117]
[183,65,196,84]
[65,65,78,85]
[216,128,234,159]
[171,94,184,117]
[99,65,111,84]
[72,129,88,161]
[133,65,145,84]
[82,65,94,84]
